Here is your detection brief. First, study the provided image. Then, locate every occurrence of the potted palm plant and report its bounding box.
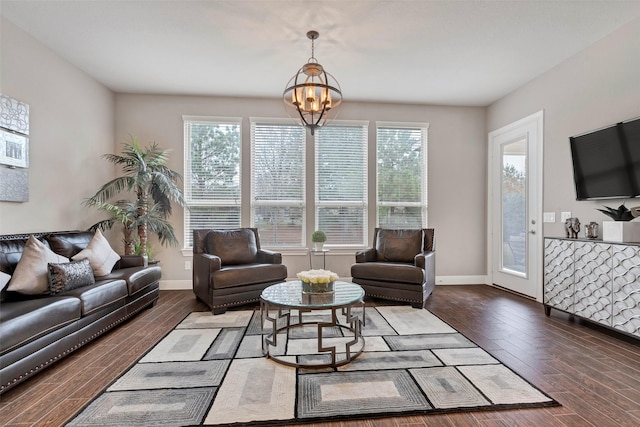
[85,137,187,257]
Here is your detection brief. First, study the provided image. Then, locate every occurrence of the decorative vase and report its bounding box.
[602,221,640,243]
[301,280,334,294]
[313,242,324,251]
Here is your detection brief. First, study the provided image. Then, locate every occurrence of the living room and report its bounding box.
[2,1,640,426]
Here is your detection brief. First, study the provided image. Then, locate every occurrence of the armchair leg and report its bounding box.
[212,307,228,315]
[411,301,425,309]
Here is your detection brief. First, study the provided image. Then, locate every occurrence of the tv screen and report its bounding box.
[570,117,640,200]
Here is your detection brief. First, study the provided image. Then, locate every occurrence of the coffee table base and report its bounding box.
[260,301,365,369]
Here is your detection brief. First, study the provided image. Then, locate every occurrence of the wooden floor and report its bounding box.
[2,285,640,427]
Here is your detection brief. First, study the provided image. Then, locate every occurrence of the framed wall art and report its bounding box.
[0,93,29,135]
[0,93,30,202]
[0,129,29,168]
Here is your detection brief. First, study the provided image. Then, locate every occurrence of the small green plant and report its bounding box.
[597,204,634,221]
[133,239,154,260]
[311,230,327,243]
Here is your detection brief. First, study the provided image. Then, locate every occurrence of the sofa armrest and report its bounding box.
[415,250,435,271]
[117,255,146,269]
[355,248,376,263]
[256,249,282,264]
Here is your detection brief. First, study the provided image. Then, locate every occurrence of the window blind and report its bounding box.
[376,123,428,228]
[183,117,241,248]
[250,120,306,247]
[315,123,368,246]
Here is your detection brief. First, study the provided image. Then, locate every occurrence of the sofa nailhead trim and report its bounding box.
[0,300,155,393]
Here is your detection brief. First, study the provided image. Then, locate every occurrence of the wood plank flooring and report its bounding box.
[1,285,640,426]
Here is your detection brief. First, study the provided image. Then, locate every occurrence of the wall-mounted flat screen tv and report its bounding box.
[570,116,640,200]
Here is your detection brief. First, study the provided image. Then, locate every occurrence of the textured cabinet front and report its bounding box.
[545,238,640,341]
[544,238,574,311]
[612,245,640,338]
[573,241,612,326]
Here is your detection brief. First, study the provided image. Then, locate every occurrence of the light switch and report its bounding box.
[561,211,572,222]
[543,212,556,223]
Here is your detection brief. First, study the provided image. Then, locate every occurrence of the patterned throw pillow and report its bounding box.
[48,258,95,295]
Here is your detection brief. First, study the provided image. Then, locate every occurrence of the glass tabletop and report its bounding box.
[261,281,364,309]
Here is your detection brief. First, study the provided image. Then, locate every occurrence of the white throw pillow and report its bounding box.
[72,229,120,276]
[7,235,69,295]
[0,271,11,291]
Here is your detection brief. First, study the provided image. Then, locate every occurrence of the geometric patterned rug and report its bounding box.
[66,306,559,426]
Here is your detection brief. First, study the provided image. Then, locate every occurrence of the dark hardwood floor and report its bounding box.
[2,285,640,427]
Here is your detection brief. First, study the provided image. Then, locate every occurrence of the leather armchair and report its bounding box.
[350,228,435,309]
[192,228,287,314]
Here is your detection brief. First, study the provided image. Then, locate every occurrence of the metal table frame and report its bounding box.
[260,281,365,369]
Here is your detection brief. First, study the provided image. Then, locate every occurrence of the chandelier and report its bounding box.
[283,30,342,135]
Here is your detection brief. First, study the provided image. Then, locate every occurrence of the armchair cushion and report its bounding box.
[351,262,424,284]
[212,264,288,289]
[205,229,258,265]
[375,229,423,263]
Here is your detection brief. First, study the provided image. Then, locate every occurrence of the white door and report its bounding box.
[488,111,543,300]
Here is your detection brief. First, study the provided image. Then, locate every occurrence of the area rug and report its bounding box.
[66,306,559,426]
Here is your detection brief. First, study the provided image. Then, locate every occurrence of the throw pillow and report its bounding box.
[0,271,11,291]
[48,258,95,295]
[71,229,120,276]
[7,235,69,295]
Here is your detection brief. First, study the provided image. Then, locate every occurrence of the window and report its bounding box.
[316,122,368,246]
[250,119,306,247]
[376,122,429,228]
[183,116,241,248]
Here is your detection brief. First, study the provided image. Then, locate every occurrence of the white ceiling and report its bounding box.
[2,1,640,106]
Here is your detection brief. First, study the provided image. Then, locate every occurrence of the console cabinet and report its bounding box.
[544,237,640,339]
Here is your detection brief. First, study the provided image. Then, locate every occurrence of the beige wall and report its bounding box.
[8,12,639,287]
[115,95,487,284]
[0,18,115,234]
[0,17,489,286]
[488,18,640,238]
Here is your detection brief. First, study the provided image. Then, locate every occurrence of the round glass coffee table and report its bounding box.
[260,281,365,369]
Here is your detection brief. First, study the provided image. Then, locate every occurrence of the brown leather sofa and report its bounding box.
[350,228,435,309]
[0,230,161,395]
[192,228,287,314]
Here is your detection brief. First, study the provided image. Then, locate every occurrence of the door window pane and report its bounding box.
[502,139,527,274]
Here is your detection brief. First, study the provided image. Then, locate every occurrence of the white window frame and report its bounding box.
[250,117,306,248]
[315,120,369,247]
[183,116,242,250]
[376,121,429,228]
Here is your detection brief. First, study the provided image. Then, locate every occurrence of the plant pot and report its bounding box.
[313,242,324,251]
[602,221,640,243]
[301,280,334,294]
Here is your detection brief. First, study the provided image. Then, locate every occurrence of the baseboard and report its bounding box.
[159,280,192,290]
[435,275,488,285]
[159,276,488,290]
